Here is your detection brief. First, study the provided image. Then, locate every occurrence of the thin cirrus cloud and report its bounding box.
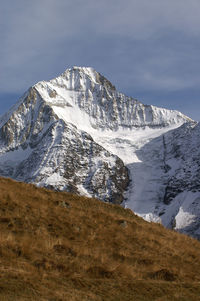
[0,0,200,119]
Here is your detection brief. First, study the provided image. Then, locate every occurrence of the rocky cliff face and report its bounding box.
[1,66,200,238]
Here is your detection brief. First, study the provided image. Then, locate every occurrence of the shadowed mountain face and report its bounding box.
[123,122,200,239]
[0,66,200,237]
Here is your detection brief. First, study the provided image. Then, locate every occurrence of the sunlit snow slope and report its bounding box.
[1,66,199,238]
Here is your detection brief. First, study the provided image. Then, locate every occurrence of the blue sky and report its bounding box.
[1,0,200,120]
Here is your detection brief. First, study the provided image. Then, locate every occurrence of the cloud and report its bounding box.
[1,0,200,103]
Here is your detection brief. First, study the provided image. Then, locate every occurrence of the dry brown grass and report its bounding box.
[0,177,200,300]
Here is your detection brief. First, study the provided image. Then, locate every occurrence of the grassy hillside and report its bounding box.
[0,177,200,300]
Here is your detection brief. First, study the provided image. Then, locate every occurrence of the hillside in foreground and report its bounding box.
[0,177,200,301]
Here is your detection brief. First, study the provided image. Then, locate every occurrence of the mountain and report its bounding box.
[0,66,199,237]
[0,77,129,203]
[0,177,200,300]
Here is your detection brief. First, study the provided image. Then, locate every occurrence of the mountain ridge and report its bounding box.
[34,66,192,131]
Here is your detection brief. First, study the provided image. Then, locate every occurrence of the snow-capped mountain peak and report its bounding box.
[32,67,192,133]
[0,66,199,238]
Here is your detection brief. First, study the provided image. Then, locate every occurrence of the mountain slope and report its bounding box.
[0,177,200,301]
[0,86,129,202]
[160,121,200,237]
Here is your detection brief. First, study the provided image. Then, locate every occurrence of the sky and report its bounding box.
[1,0,200,120]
